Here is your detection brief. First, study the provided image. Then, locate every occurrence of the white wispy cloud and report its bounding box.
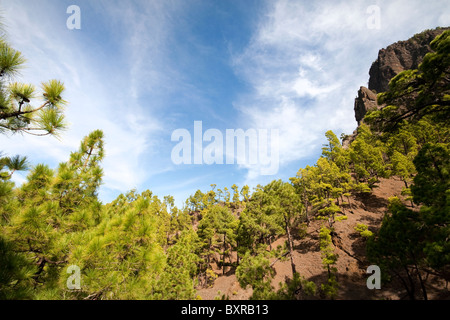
[1,0,448,203]
[0,0,181,201]
[231,0,450,185]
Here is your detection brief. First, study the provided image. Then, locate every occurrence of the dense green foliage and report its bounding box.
[0,26,448,300]
[365,30,450,300]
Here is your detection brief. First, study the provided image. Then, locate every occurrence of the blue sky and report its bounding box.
[1,0,449,207]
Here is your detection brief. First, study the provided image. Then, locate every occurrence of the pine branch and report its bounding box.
[0,101,49,120]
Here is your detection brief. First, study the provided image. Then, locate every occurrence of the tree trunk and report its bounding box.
[304,199,310,225]
[411,251,428,300]
[236,240,240,265]
[395,271,413,300]
[404,266,416,300]
[284,214,296,276]
[403,180,415,208]
[222,233,226,275]
[207,238,211,266]
[416,266,428,300]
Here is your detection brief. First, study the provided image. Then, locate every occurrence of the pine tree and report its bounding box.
[374,30,450,129]
[238,180,303,277]
[365,30,450,300]
[0,23,68,295]
[367,197,427,300]
[231,184,240,204]
[382,124,419,205]
[53,130,104,215]
[322,130,350,171]
[0,37,67,136]
[240,185,250,202]
[411,143,450,273]
[153,230,199,299]
[197,205,237,280]
[0,235,37,299]
[291,156,351,227]
[349,124,389,188]
[235,252,276,300]
[0,153,28,225]
[319,227,339,299]
[64,190,167,300]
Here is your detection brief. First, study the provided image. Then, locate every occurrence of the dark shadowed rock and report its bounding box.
[344,27,449,149]
[368,27,450,93]
[354,86,382,125]
[342,27,450,148]
[353,28,449,125]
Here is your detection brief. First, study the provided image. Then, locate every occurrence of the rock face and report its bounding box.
[354,86,381,125]
[344,27,449,148]
[368,27,449,94]
[353,27,449,125]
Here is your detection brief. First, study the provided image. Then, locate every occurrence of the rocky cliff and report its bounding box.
[353,27,449,126]
[368,27,449,94]
[354,86,380,126]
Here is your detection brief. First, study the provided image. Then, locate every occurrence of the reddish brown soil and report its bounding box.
[196,177,449,300]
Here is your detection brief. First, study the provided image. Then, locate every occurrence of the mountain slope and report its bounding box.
[197,27,450,301]
[197,179,449,300]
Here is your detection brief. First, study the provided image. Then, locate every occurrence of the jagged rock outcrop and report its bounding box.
[354,86,382,125]
[368,27,450,94]
[354,27,449,125]
[344,27,449,148]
